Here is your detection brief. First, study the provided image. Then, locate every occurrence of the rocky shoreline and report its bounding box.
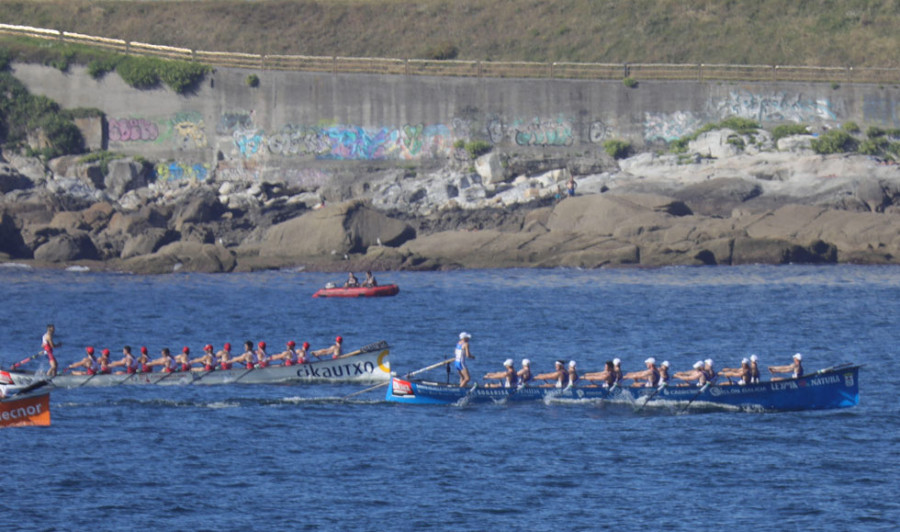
[2,128,900,274]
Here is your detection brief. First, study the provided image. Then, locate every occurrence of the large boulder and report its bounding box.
[0,212,29,258]
[474,152,506,185]
[671,177,762,217]
[0,164,33,194]
[120,228,179,259]
[258,201,414,260]
[33,232,99,262]
[546,193,691,235]
[171,187,224,231]
[104,159,148,199]
[122,242,236,274]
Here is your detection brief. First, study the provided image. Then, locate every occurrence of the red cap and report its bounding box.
[303,342,310,349]
[336,336,343,343]
[204,344,213,351]
[287,340,296,348]
[224,342,231,351]
[86,346,95,355]
[182,346,190,354]
[101,348,110,356]
[258,341,266,349]
[140,346,148,354]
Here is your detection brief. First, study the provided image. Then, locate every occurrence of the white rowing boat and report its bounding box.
[1,347,391,388]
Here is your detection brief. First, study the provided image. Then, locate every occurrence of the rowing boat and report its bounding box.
[385,364,861,412]
[2,348,391,388]
[1,388,51,427]
[313,284,399,298]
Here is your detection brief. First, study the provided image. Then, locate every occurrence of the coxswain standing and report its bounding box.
[190,345,217,371]
[217,343,233,370]
[108,346,137,375]
[67,346,99,375]
[41,324,62,376]
[769,353,803,380]
[452,332,474,387]
[146,348,175,373]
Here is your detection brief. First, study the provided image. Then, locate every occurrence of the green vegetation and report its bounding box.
[670,117,760,152]
[622,77,638,88]
[772,124,810,142]
[810,129,858,154]
[246,74,260,87]
[0,1,899,66]
[464,140,493,159]
[842,121,861,134]
[603,139,632,159]
[79,150,123,177]
[0,72,85,159]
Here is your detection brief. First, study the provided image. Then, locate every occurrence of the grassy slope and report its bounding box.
[0,0,898,66]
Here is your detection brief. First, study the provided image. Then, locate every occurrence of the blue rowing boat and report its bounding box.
[385,364,861,411]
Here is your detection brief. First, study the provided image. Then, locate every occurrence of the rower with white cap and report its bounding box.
[718,358,752,385]
[533,360,569,388]
[749,355,761,383]
[517,359,534,386]
[659,361,671,385]
[623,357,660,387]
[769,353,804,380]
[567,360,579,387]
[483,358,518,388]
[673,361,708,385]
[454,332,474,387]
[704,358,717,384]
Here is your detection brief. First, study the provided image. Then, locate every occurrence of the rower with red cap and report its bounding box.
[146,348,175,373]
[190,344,217,371]
[298,342,312,364]
[312,336,343,359]
[137,346,152,373]
[173,347,192,372]
[108,345,138,374]
[97,348,113,374]
[67,346,99,375]
[255,341,270,368]
[216,343,234,370]
[271,341,299,366]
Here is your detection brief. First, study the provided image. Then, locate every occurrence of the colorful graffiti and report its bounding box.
[154,161,211,182]
[510,116,575,147]
[644,111,703,142]
[109,118,159,142]
[217,111,255,134]
[233,129,265,159]
[588,121,610,144]
[170,112,207,149]
[712,90,836,123]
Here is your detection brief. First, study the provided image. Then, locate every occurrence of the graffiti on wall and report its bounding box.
[170,112,207,149]
[711,90,836,123]
[644,111,703,142]
[154,161,211,182]
[217,111,255,134]
[588,121,610,144]
[485,115,576,146]
[109,118,159,142]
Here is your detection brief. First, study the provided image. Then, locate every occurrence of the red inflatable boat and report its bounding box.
[313,284,399,298]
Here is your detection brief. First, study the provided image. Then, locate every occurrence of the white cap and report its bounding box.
[644,357,656,365]
[741,358,749,365]
[793,353,802,360]
[660,360,669,368]
[522,358,530,366]
[459,332,471,340]
[750,354,758,362]
[613,358,621,366]
[569,360,576,368]
[693,361,704,369]
[503,358,514,367]
[555,360,564,367]
[705,358,713,366]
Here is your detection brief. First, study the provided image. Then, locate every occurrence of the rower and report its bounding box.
[41,324,61,376]
[271,341,298,366]
[174,347,192,372]
[517,359,533,386]
[108,346,137,375]
[534,360,568,388]
[483,359,518,388]
[623,357,660,387]
[769,353,803,380]
[137,346,152,373]
[230,341,257,369]
[146,348,175,373]
[583,360,616,388]
[190,345,217,371]
[673,361,707,385]
[67,346,99,376]
[567,360,579,387]
[312,336,343,359]
[98,349,112,374]
[612,358,624,385]
[256,341,269,368]
[659,361,670,385]
[718,358,752,385]
[297,342,311,364]
[749,355,761,383]
[217,343,233,370]
[704,358,717,384]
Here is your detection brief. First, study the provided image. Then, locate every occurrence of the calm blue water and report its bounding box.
[1,265,898,531]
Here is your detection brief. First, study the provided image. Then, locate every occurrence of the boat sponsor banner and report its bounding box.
[0,393,51,427]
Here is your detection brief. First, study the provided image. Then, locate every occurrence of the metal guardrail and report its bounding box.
[2,22,899,84]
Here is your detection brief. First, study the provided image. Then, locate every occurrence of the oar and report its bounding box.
[334,340,389,359]
[679,382,711,413]
[635,382,667,413]
[9,352,43,370]
[343,357,454,399]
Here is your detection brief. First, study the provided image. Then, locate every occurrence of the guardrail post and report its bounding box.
[623,63,630,77]
[332,56,336,75]
[772,65,777,81]
[698,63,703,82]
[405,58,409,76]
[847,66,852,83]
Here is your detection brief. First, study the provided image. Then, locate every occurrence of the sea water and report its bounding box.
[0,265,897,530]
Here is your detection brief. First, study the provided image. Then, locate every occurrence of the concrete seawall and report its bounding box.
[11,62,900,186]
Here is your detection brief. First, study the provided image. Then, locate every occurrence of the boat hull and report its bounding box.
[3,349,391,388]
[1,391,50,427]
[313,284,399,298]
[386,364,861,412]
